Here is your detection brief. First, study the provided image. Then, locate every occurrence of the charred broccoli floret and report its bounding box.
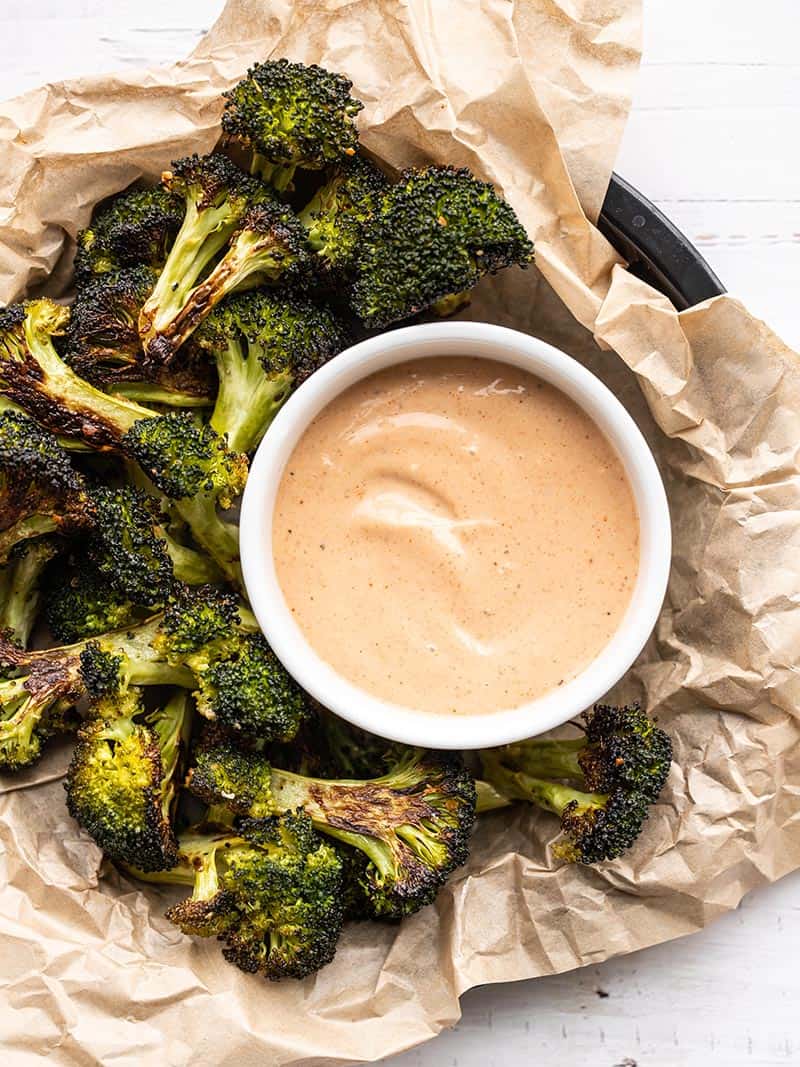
[188,740,477,919]
[137,154,257,362]
[74,186,183,282]
[45,558,143,644]
[193,290,349,452]
[222,59,363,192]
[65,268,213,407]
[0,407,94,563]
[350,165,533,327]
[0,539,59,647]
[129,811,344,979]
[480,703,673,864]
[150,196,311,357]
[65,688,192,870]
[297,155,388,283]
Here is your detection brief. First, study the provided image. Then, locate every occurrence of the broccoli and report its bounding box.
[65,268,213,407]
[137,154,257,362]
[74,185,183,282]
[0,407,94,563]
[89,485,222,607]
[45,558,143,644]
[155,587,307,743]
[297,154,388,283]
[65,687,192,870]
[188,740,476,919]
[149,196,311,358]
[0,539,59,647]
[0,301,248,581]
[480,703,673,864]
[222,58,363,192]
[350,165,533,327]
[129,810,344,979]
[0,633,84,769]
[193,290,349,452]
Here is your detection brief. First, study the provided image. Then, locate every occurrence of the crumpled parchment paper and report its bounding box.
[2,2,799,1064]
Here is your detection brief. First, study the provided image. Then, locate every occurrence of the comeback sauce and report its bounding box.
[272,357,639,716]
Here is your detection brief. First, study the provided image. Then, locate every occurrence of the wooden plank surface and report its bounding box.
[0,2,798,1064]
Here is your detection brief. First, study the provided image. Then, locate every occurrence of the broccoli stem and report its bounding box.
[109,623,195,689]
[161,532,223,585]
[109,382,211,408]
[474,779,511,813]
[209,337,293,453]
[252,155,295,193]
[0,540,56,646]
[501,738,587,782]
[142,201,240,338]
[0,515,59,564]
[172,497,242,587]
[485,761,607,819]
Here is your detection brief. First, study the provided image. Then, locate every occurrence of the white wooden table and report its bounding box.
[1,3,798,1064]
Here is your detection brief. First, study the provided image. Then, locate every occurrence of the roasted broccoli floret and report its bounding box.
[480,703,673,864]
[188,740,476,919]
[138,154,257,362]
[155,588,306,743]
[149,196,311,357]
[193,290,349,452]
[45,558,143,644]
[65,688,192,870]
[0,539,59,648]
[0,633,83,769]
[297,155,388,283]
[65,268,213,407]
[0,407,94,563]
[129,810,344,979]
[0,301,248,581]
[222,58,363,192]
[74,186,183,282]
[350,165,533,327]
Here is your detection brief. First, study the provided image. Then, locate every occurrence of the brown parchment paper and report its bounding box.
[2,2,800,1064]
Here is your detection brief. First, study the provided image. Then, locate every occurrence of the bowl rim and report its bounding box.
[239,321,671,750]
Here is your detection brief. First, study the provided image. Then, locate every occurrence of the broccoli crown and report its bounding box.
[350,165,533,327]
[64,266,155,376]
[0,635,82,769]
[46,558,141,644]
[189,733,275,819]
[157,584,241,659]
[121,413,249,507]
[187,741,476,920]
[165,152,256,213]
[299,155,388,280]
[89,485,174,607]
[0,299,155,449]
[79,642,125,698]
[0,408,93,561]
[163,810,344,980]
[65,689,190,870]
[222,59,363,179]
[480,703,673,864]
[195,632,308,743]
[579,702,673,802]
[74,186,183,282]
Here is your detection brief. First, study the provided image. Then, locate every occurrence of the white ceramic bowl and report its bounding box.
[240,322,671,750]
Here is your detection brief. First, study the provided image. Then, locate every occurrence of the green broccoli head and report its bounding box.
[351,165,533,327]
[480,702,673,864]
[0,634,82,769]
[187,742,477,920]
[222,58,363,191]
[46,557,142,644]
[89,485,175,607]
[139,154,258,361]
[65,688,192,870]
[298,154,388,282]
[74,186,183,282]
[195,289,349,453]
[0,408,94,563]
[0,537,60,648]
[156,584,241,660]
[195,632,308,743]
[122,413,249,509]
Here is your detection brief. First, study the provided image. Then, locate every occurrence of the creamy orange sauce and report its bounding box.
[272,357,639,715]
